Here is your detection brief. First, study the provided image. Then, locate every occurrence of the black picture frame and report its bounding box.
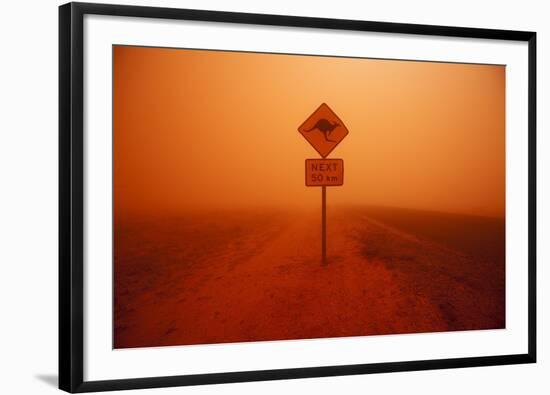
[59,2,537,393]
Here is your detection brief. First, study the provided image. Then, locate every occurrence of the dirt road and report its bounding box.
[114,207,504,348]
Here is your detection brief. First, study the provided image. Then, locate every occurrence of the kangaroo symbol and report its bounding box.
[305,118,340,142]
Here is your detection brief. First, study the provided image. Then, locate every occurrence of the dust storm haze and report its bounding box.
[113,46,506,348]
[113,46,505,218]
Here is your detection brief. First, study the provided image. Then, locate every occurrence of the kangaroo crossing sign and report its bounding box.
[298,103,348,264]
[299,102,348,187]
[298,103,349,158]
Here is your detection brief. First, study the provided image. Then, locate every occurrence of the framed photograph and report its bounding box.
[59,2,536,392]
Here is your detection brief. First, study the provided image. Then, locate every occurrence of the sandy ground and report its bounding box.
[114,206,504,348]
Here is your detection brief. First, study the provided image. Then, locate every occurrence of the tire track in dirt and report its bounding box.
[355,214,505,332]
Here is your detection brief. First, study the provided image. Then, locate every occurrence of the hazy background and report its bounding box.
[113,46,505,218]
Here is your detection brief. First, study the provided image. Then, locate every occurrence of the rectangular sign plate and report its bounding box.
[305,158,344,186]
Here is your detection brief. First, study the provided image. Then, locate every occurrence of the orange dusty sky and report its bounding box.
[113,46,505,218]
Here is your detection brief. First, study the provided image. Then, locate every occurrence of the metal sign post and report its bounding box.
[322,186,326,265]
